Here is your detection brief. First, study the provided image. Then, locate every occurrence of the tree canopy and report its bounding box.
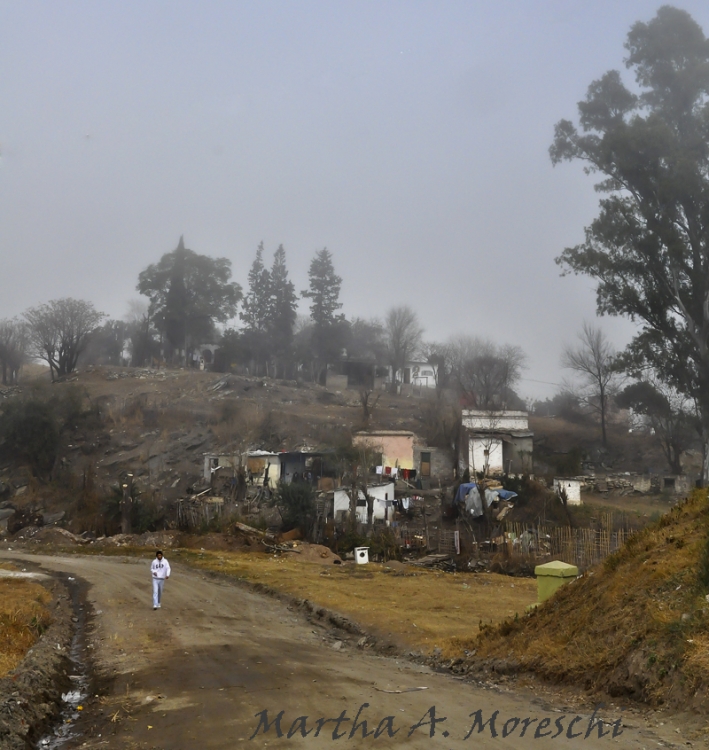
[561,323,620,447]
[551,6,709,479]
[0,318,28,385]
[24,298,105,381]
[266,244,298,368]
[137,237,242,358]
[445,336,526,410]
[617,378,694,473]
[240,242,271,334]
[302,248,346,372]
[302,248,343,329]
[385,306,423,384]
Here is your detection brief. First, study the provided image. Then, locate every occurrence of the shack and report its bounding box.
[461,410,533,476]
[332,482,397,523]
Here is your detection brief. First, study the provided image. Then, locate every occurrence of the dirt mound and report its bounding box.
[283,542,342,565]
[28,527,86,546]
[177,532,252,551]
[466,490,709,710]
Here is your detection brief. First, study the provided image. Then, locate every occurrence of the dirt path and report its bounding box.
[1,552,692,749]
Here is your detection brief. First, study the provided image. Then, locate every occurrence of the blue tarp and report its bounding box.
[453,481,520,518]
[454,483,518,505]
[454,482,478,504]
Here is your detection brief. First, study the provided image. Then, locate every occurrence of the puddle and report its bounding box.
[36,576,91,750]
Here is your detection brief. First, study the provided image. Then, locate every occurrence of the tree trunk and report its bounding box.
[702,433,709,488]
[349,484,358,532]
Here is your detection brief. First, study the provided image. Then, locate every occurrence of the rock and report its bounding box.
[42,511,65,526]
[332,641,343,650]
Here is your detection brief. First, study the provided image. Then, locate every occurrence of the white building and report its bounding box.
[391,361,438,389]
[333,482,396,523]
[461,410,533,476]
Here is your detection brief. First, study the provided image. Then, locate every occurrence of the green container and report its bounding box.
[534,560,579,602]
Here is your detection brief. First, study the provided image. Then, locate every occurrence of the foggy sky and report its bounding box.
[2,1,708,399]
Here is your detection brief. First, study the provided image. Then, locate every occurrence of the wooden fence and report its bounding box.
[443,513,634,571]
[176,497,225,529]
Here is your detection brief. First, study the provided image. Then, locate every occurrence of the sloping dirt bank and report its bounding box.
[0,551,700,749]
[464,490,709,712]
[0,574,75,749]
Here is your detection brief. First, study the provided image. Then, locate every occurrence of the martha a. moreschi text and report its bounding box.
[249,704,623,741]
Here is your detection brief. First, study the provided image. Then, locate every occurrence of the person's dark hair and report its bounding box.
[156,550,163,556]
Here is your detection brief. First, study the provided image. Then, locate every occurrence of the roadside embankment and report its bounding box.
[0,571,74,750]
[465,490,709,711]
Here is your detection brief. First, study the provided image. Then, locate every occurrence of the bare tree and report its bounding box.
[419,341,453,397]
[617,377,696,474]
[124,298,155,366]
[561,323,621,447]
[25,298,105,381]
[0,318,29,385]
[358,388,381,426]
[385,306,423,390]
[447,336,526,409]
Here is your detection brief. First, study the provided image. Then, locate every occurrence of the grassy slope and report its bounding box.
[172,550,537,656]
[468,490,709,709]
[0,565,52,677]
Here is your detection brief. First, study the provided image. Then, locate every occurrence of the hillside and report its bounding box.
[465,490,709,710]
[0,365,432,513]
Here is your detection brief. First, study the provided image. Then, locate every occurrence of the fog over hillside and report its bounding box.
[2,2,709,398]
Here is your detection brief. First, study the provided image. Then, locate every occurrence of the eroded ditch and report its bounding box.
[35,574,92,750]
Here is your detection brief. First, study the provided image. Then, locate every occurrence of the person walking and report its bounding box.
[151,550,171,610]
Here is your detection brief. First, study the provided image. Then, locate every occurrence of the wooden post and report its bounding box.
[121,473,133,534]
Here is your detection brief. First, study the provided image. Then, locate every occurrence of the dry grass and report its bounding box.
[0,578,52,677]
[471,490,709,706]
[171,549,537,657]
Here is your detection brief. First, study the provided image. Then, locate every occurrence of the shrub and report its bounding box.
[271,481,317,538]
[0,399,59,476]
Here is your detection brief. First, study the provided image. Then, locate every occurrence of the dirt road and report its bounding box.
[1,552,690,749]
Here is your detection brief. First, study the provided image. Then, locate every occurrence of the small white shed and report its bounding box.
[333,482,396,523]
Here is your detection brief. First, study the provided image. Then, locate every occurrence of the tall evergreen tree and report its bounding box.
[551,7,709,481]
[240,242,271,333]
[267,245,297,373]
[302,248,343,328]
[302,248,347,378]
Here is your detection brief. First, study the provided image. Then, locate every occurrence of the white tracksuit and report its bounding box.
[151,557,171,608]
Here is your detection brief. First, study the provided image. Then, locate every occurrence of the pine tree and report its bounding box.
[302,248,343,328]
[240,242,271,333]
[302,248,347,374]
[267,245,297,371]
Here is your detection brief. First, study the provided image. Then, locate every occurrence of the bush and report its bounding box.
[271,481,317,537]
[369,527,401,561]
[336,529,368,554]
[0,399,59,476]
